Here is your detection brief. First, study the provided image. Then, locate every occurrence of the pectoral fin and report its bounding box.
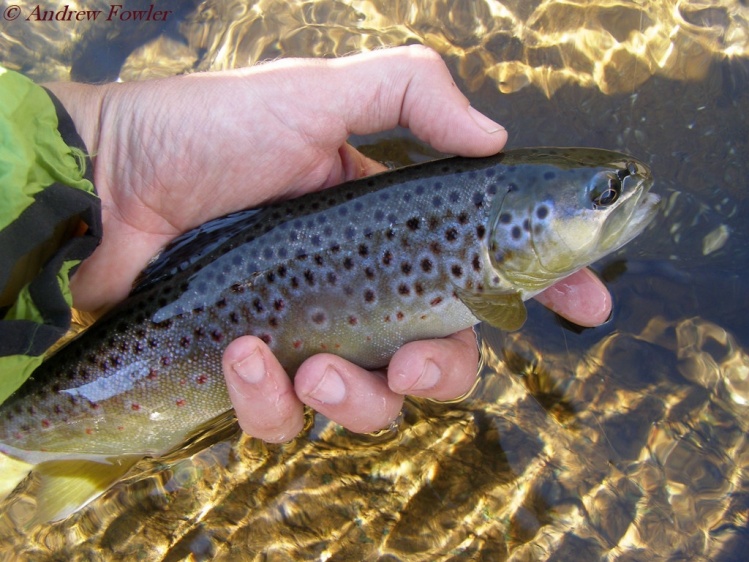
[456,288,527,331]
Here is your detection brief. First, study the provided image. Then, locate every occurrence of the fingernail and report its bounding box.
[412,359,441,391]
[308,366,346,404]
[232,348,266,385]
[467,106,504,134]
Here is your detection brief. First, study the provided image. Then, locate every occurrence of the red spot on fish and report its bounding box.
[430,296,443,306]
[131,403,140,411]
[348,316,358,326]
[320,343,328,350]
[85,428,94,435]
[396,311,404,321]
[117,426,125,431]
[260,333,272,344]
[41,419,50,429]
[161,356,171,366]
[384,315,391,322]
[180,379,187,386]
[211,330,224,342]
[196,374,208,385]
[147,369,158,380]
[293,340,302,349]
[176,399,186,407]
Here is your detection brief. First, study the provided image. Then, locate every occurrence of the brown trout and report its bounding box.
[0,148,659,522]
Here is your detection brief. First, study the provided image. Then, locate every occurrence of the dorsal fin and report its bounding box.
[130,208,262,294]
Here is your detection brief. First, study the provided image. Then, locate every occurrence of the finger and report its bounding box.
[321,143,389,188]
[387,328,479,401]
[294,355,404,434]
[326,46,508,156]
[222,336,305,443]
[269,45,506,157]
[533,268,612,327]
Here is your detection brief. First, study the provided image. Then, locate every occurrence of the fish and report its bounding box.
[0,147,659,523]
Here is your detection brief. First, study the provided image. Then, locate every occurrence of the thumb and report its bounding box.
[327,45,507,156]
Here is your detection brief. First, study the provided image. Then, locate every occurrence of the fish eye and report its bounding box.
[591,174,621,209]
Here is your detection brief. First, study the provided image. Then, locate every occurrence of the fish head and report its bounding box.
[487,148,660,296]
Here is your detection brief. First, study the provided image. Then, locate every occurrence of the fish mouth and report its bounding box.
[598,174,660,254]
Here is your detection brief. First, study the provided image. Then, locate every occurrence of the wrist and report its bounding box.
[42,81,107,160]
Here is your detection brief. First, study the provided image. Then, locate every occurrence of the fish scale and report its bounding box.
[0,148,659,469]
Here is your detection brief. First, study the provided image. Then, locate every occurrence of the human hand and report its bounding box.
[48,46,611,442]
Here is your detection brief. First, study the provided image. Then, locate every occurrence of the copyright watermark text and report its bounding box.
[3,4,173,22]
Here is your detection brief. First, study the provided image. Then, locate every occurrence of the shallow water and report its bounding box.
[1,0,748,560]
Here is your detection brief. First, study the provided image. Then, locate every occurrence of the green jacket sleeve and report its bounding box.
[0,67,102,403]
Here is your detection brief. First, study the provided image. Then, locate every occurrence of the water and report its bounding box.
[1,0,748,559]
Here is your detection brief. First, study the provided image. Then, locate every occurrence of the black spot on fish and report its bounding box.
[406,217,420,231]
[432,196,443,208]
[472,192,484,207]
[543,171,556,180]
[343,257,354,270]
[401,262,412,275]
[314,255,324,266]
[421,258,433,273]
[536,205,549,220]
[211,330,224,342]
[458,212,469,225]
[499,213,512,224]
[311,311,327,324]
[304,270,315,286]
[414,282,424,296]
[476,225,486,239]
[472,254,481,272]
[364,289,376,303]
[487,183,498,195]
[445,228,458,242]
[216,298,227,308]
[385,228,395,240]
[358,244,369,257]
[330,244,341,253]
[194,327,205,337]
[326,271,338,285]
[523,219,531,232]
[398,284,410,296]
[365,267,375,279]
[511,226,522,240]
[382,251,393,266]
[430,242,442,255]
[344,226,355,239]
[449,191,460,203]
[451,265,463,278]
[253,299,264,313]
